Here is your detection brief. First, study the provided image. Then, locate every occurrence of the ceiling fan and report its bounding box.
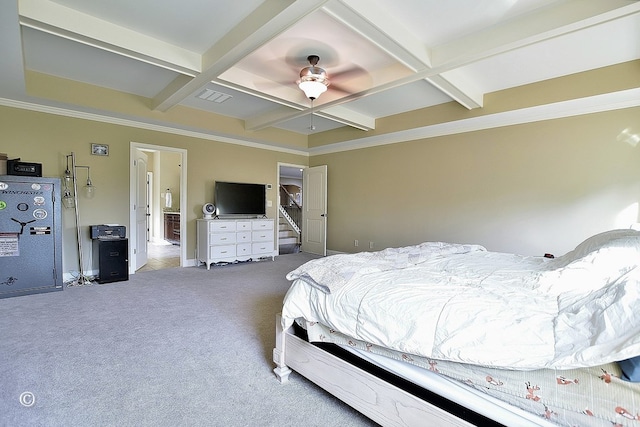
[297,55,330,100]
[296,55,331,131]
[253,51,369,131]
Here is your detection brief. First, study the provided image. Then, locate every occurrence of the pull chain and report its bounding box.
[309,98,316,131]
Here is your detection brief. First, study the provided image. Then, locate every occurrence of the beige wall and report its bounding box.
[0,106,307,278]
[2,61,639,277]
[311,106,640,256]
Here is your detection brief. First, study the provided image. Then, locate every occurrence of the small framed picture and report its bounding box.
[91,143,109,156]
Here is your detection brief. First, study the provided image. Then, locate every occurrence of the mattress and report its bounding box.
[304,320,640,427]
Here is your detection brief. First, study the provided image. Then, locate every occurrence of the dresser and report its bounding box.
[196,218,276,269]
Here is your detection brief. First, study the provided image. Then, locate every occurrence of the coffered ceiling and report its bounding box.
[1,0,639,139]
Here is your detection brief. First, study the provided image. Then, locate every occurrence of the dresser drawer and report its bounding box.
[210,232,236,245]
[209,245,236,258]
[252,230,272,242]
[209,221,236,232]
[236,231,252,243]
[236,221,252,231]
[252,242,273,255]
[252,220,273,231]
[236,243,252,257]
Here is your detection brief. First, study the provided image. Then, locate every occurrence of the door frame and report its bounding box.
[129,142,187,273]
[134,149,149,270]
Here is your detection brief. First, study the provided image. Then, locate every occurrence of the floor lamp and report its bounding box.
[63,152,95,286]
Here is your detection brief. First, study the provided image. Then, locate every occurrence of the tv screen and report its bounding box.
[214,181,266,216]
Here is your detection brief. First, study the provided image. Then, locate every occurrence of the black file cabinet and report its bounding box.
[93,238,129,284]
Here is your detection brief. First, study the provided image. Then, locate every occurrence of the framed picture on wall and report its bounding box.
[91,143,109,156]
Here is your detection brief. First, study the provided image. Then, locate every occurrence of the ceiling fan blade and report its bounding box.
[328,83,352,95]
[255,80,295,90]
[330,65,368,82]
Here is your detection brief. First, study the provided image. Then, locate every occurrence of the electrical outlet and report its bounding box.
[354,239,358,247]
[369,242,374,249]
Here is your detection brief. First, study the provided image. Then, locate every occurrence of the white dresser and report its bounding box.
[196,218,276,269]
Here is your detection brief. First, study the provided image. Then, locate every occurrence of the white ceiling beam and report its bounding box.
[18,0,200,75]
[245,105,305,131]
[244,99,375,131]
[213,78,306,111]
[316,105,375,130]
[151,0,331,112]
[427,74,484,110]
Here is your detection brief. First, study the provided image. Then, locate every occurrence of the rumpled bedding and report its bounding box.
[286,241,486,293]
[281,229,640,370]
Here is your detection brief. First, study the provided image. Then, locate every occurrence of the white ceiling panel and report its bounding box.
[366,0,560,46]
[454,12,640,94]
[22,27,179,98]
[345,80,454,118]
[49,0,267,53]
[181,83,279,118]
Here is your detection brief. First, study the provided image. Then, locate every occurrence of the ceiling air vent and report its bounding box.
[196,89,232,103]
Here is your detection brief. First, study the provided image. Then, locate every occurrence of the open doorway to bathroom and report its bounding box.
[130,143,186,273]
[140,166,181,272]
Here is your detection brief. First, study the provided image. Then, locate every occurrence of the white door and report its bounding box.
[301,165,327,256]
[134,150,149,270]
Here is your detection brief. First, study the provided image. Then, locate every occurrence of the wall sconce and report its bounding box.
[75,165,96,198]
[62,188,75,209]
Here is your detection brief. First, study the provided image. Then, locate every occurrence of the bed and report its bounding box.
[273,229,640,426]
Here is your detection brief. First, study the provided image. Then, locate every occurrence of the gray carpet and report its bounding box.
[0,253,377,427]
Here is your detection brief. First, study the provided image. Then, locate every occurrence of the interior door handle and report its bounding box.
[320,214,327,217]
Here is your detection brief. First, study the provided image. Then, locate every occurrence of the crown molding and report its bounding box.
[309,88,640,155]
[0,96,310,156]
[2,88,638,158]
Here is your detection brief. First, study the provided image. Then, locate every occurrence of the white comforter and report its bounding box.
[281,230,640,370]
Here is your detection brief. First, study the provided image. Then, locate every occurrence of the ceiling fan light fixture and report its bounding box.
[298,79,328,100]
[297,55,330,100]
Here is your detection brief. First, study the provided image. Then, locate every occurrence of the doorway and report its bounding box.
[278,164,304,255]
[277,163,327,256]
[129,142,187,273]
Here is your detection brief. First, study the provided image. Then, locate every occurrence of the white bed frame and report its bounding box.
[273,314,475,427]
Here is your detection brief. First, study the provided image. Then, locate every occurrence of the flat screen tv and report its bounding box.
[214,181,266,216]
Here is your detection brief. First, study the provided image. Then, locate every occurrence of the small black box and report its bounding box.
[7,159,42,177]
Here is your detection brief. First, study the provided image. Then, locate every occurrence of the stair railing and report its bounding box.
[279,184,302,232]
[279,205,301,235]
